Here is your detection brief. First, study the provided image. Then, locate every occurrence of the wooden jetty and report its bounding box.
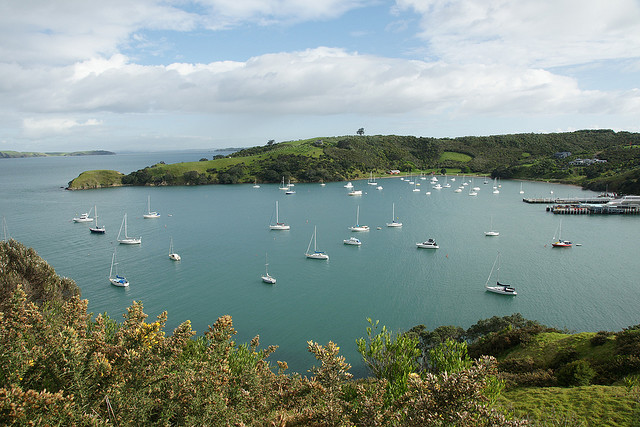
[523,197,612,204]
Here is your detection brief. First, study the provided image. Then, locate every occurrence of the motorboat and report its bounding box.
[416,238,439,249]
[343,237,362,246]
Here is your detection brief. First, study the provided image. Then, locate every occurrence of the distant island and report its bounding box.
[0,150,115,159]
[67,130,640,194]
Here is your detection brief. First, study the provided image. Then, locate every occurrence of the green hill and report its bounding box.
[67,130,640,193]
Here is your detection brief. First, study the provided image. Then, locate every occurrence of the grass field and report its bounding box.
[499,385,639,426]
[439,151,472,162]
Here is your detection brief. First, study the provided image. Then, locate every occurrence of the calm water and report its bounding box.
[1,153,639,376]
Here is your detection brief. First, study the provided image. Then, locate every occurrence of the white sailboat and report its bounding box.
[468,178,478,196]
[261,253,276,284]
[279,176,289,190]
[349,205,369,231]
[367,172,377,185]
[305,226,329,259]
[269,201,290,230]
[89,205,106,234]
[485,252,516,295]
[169,237,181,261]
[386,203,402,227]
[253,179,260,188]
[109,250,129,287]
[117,213,141,244]
[344,181,354,188]
[484,215,499,236]
[519,182,524,194]
[143,195,160,218]
[347,188,362,196]
[73,206,93,222]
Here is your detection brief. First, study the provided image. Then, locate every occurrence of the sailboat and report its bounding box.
[492,178,500,194]
[484,215,499,236]
[387,203,402,227]
[468,178,478,196]
[485,252,516,295]
[169,237,181,261]
[117,213,141,244]
[279,177,289,190]
[320,179,326,187]
[269,201,290,230]
[349,206,369,231]
[519,182,524,194]
[109,250,129,287]
[253,179,260,188]
[89,205,106,234]
[143,195,160,218]
[367,172,377,186]
[261,253,276,284]
[305,226,329,259]
[551,220,572,247]
[73,206,93,222]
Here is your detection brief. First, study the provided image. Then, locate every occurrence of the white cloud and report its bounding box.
[22,117,103,137]
[395,0,640,67]
[3,47,637,122]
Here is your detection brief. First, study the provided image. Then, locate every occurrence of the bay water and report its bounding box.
[1,153,639,376]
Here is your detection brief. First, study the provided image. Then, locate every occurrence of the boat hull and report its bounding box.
[262,275,276,284]
[169,253,181,261]
[306,252,329,260]
[89,227,106,234]
[387,222,402,227]
[118,238,141,245]
[110,277,129,287]
[143,213,160,219]
[343,238,361,245]
[486,286,517,295]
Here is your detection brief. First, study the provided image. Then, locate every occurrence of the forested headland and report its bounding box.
[67,129,640,194]
[1,238,639,425]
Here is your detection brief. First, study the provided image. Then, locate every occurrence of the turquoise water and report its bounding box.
[2,154,639,376]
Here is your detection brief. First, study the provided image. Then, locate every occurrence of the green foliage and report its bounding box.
[355,318,421,400]
[427,339,472,374]
[556,360,596,386]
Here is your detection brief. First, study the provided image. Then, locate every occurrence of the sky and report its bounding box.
[1,0,640,152]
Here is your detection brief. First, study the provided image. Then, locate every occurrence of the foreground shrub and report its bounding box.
[556,360,596,387]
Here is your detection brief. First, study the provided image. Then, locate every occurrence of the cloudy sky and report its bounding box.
[2,0,640,152]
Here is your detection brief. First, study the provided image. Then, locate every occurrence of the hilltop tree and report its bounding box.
[357,128,365,136]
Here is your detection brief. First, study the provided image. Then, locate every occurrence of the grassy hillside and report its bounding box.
[67,130,640,193]
[67,169,124,190]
